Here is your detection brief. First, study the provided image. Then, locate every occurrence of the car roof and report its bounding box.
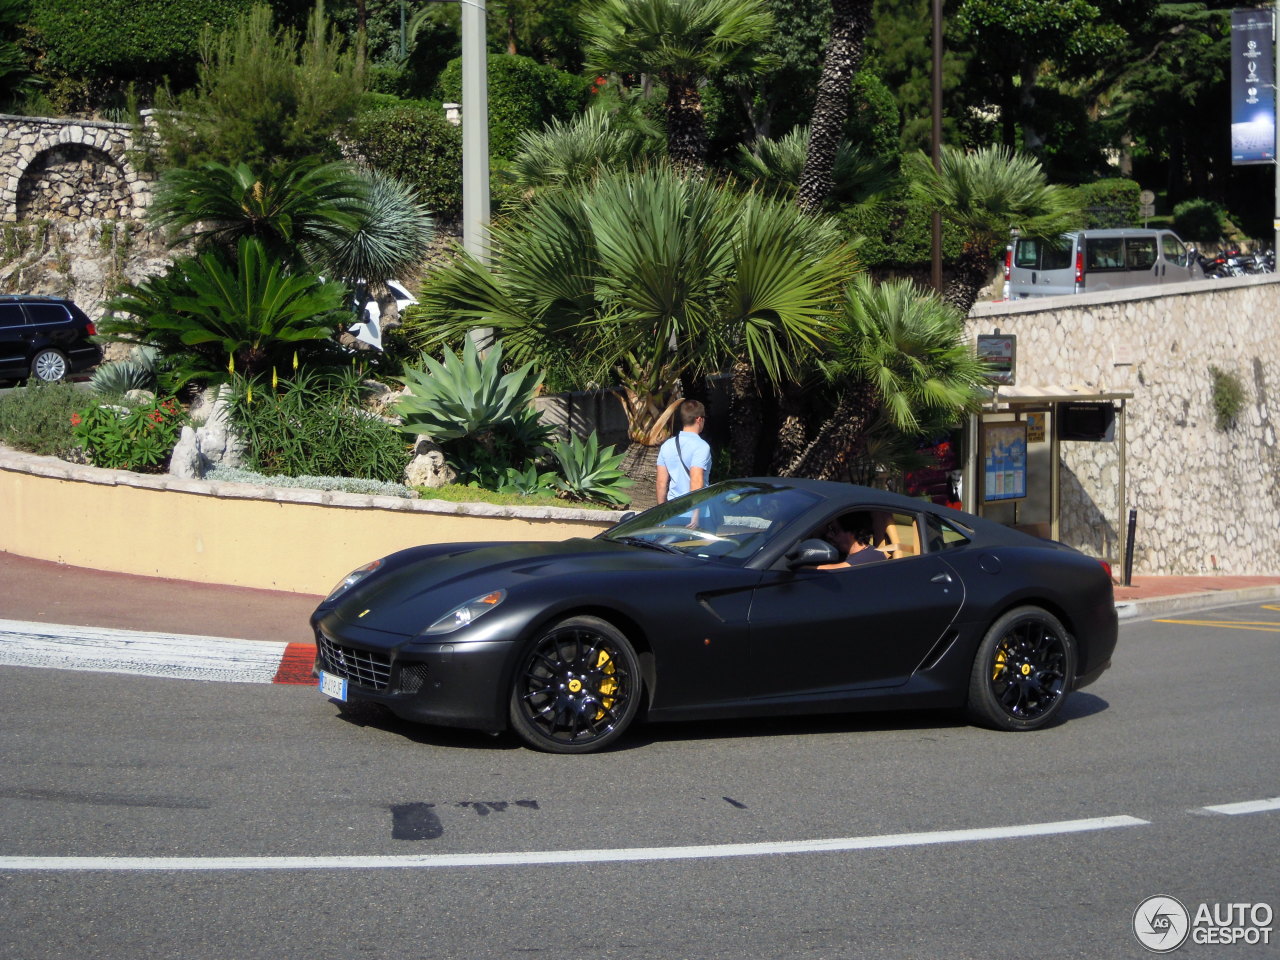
[0,294,76,305]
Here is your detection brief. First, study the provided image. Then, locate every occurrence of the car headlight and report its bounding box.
[424,590,506,636]
[326,559,383,603]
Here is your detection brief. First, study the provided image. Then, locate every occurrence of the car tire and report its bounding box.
[966,605,1075,731]
[30,348,69,383]
[508,615,642,754]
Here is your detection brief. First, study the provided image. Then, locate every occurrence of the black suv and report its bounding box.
[0,295,102,382]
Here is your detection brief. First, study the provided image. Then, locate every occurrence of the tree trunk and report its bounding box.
[779,389,877,481]
[665,76,707,174]
[768,378,809,474]
[795,0,872,215]
[619,442,661,512]
[942,243,994,317]
[728,361,760,477]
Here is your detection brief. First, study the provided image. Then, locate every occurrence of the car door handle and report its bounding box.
[930,572,953,584]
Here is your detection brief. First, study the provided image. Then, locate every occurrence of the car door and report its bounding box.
[0,302,29,377]
[746,524,964,700]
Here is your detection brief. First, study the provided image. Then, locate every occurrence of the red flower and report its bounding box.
[70,413,81,426]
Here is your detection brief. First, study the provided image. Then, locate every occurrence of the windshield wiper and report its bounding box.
[614,535,683,555]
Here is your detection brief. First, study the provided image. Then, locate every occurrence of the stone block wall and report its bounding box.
[0,114,153,224]
[968,276,1280,575]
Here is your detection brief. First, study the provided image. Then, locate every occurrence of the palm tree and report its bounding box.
[101,237,349,384]
[780,275,989,483]
[149,159,368,269]
[732,125,896,210]
[580,0,775,171]
[408,165,854,484]
[907,145,1082,315]
[306,170,435,325]
[502,111,653,202]
[795,0,873,214]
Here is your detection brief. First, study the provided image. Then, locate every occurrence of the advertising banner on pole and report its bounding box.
[1231,8,1276,165]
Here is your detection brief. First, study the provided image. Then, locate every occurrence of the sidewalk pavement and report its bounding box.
[3,551,1279,684]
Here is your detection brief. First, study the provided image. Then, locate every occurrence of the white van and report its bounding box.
[1005,228,1199,298]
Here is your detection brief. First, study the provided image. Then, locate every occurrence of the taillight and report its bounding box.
[1098,559,1113,580]
[86,322,96,335]
[1003,246,1012,282]
[1075,251,1084,285]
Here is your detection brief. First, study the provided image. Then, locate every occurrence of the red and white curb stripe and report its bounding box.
[0,618,316,685]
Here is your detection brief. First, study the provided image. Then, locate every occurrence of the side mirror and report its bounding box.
[785,538,840,569]
[618,511,636,523]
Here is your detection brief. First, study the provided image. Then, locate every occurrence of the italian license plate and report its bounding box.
[318,670,347,701]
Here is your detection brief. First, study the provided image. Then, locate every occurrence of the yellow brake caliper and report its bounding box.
[992,645,1009,682]
[595,649,617,720]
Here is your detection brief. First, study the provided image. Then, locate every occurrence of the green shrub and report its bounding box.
[433,54,587,160]
[71,396,186,472]
[27,0,254,110]
[1073,179,1142,229]
[345,101,464,219]
[1209,365,1246,431]
[1173,198,1228,245]
[227,369,411,483]
[839,191,966,269]
[0,382,86,458]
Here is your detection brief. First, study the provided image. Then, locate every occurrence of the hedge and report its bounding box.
[345,101,464,220]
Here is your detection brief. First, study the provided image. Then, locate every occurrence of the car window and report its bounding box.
[925,513,971,552]
[1125,237,1157,270]
[1014,237,1071,271]
[23,303,70,326]
[1161,234,1188,267]
[0,303,26,329]
[601,481,823,565]
[1085,238,1124,272]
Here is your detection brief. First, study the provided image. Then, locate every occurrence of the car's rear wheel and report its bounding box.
[30,348,68,382]
[508,615,642,754]
[967,606,1075,731]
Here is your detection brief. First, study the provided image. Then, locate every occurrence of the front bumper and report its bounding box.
[312,623,514,732]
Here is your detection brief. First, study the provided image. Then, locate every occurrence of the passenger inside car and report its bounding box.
[817,513,886,569]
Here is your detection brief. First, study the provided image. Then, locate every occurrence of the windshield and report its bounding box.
[600,481,822,564]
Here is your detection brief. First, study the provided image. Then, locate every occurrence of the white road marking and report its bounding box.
[0,815,1149,872]
[1202,797,1280,816]
[0,619,288,684]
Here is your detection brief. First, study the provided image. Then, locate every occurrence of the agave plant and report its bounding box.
[396,338,544,444]
[551,431,634,506]
[89,345,161,397]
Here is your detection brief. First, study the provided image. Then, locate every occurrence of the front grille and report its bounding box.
[396,663,431,694]
[317,632,392,691]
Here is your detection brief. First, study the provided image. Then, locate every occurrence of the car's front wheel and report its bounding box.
[30,348,69,382]
[967,606,1075,731]
[508,615,642,753]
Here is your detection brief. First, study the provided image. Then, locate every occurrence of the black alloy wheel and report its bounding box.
[508,615,642,754]
[966,606,1075,731]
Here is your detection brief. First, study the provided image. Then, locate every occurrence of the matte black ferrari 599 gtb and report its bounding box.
[312,479,1117,753]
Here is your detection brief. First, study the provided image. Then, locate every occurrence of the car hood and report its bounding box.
[321,537,686,637]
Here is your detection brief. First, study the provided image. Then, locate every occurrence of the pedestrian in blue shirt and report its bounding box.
[656,400,711,505]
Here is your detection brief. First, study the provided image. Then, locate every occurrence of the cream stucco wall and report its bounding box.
[0,448,620,594]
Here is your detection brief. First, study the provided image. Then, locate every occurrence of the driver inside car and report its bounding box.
[817,514,887,569]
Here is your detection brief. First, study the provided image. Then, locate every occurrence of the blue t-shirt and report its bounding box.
[658,431,712,499]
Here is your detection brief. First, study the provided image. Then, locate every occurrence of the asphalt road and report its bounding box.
[1,602,1277,960]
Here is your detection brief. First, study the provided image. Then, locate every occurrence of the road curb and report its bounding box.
[1115,584,1280,621]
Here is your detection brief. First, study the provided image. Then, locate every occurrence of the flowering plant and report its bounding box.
[71,397,186,473]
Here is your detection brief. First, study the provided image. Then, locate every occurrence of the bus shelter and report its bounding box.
[960,384,1133,564]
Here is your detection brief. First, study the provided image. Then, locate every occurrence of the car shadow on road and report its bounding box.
[325,693,1112,754]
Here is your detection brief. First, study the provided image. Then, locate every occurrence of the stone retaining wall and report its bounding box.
[0,114,153,223]
[967,275,1280,576]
